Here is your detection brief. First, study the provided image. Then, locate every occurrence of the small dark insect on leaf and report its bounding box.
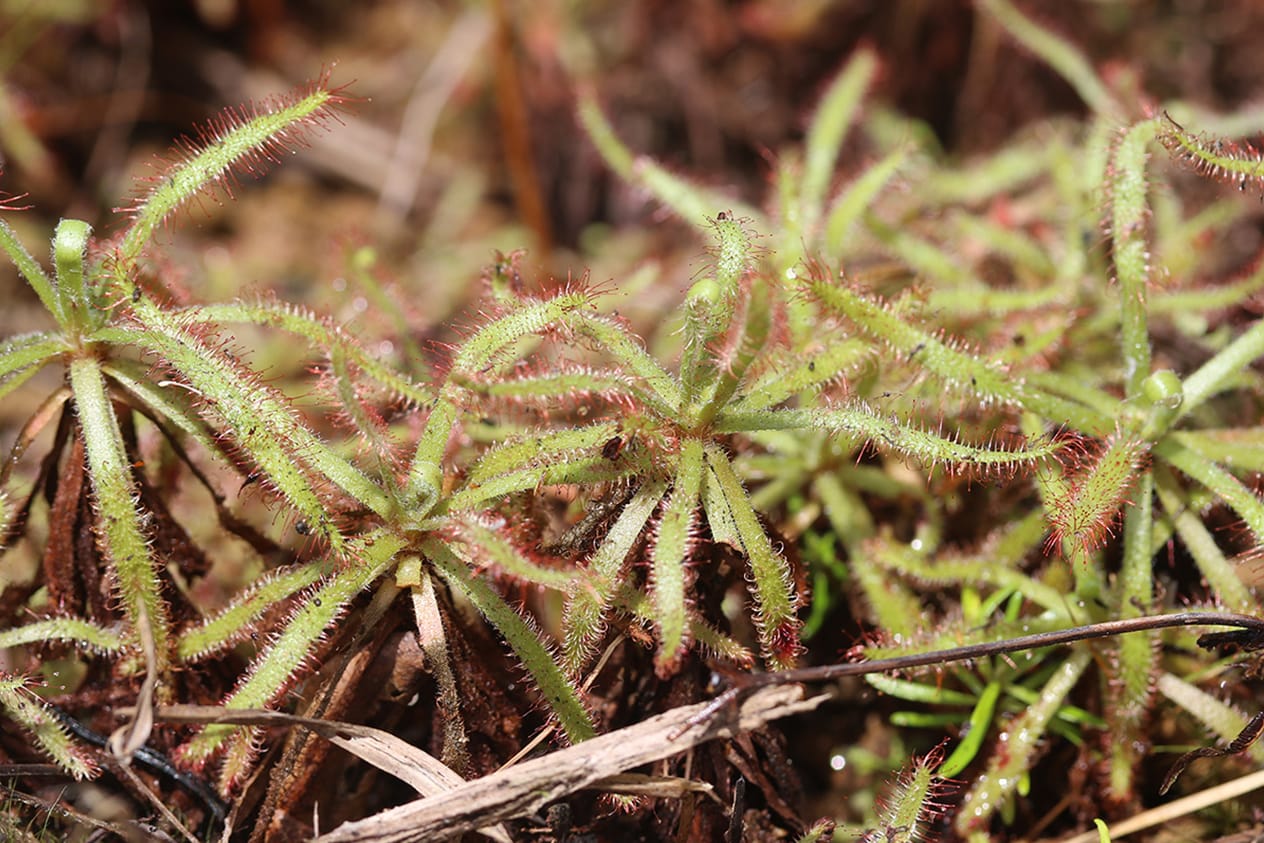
[294,520,310,536]
[1160,711,1264,794]
[601,436,624,460]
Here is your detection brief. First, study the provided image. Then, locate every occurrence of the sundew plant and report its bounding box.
[580,0,1264,839]
[3,3,1264,841]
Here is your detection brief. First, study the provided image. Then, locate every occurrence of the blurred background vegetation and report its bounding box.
[5,1,1264,326]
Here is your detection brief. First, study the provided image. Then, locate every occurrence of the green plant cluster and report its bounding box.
[580,2,1264,828]
[3,1,1264,840]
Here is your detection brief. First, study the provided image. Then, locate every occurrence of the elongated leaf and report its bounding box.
[705,445,801,669]
[578,96,761,228]
[0,673,97,779]
[0,331,65,383]
[465,423,619,485]
[453,517,575,589]
[733,338,869,413]
[804,277,1105,430]
[69,356,169,665]
[565,311,683,414]
[979,0,1119,117]
[0,618,124,653]
[176,561,335,662]
[823,147,908,260]
[185,301,432,406]
[0,219,60,321]
[1156,436,1264,542]
[1109,118,1159,397]
[117,76,350,273]
[1180,318,1264,416]
[118,308,390,540]
[954,649,1091,836]
[801,48,878,235]
[721,406,1060,474]
[104,358,228,463]
[650,440,703,673]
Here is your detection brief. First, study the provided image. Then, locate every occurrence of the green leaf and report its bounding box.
[1180,317,1264,416]
[705,445,800,669]
[577,96,761,228]
[0,331,66,395]
[69,356,169,665]
[1156,436,1264,542]
[734,338,869,413]
[722,406,1061,474]
[650,439,704,673]
[103,358,229,463]
[52,218,91,323]
[979,0,1120,117]
[176,562,334,662]
[0,618,124,653]
[453,517,576,590]
[0,673,97,780]
[801,48,878,235]
[566,310,683,414]
[120,306,391,539]
[0,219,61,322]
[804,276,1107,431]
[1109,119,1159,396]
[1154,464,1253,613]
[186,301,432,406]
[117,78,348,275]
[465,423,619,485]
[823,147,908,260]
[939,681,1003,777]
[954,649,1091,836]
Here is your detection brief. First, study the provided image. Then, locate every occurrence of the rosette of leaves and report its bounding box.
[0,78,606,821]
[812,10,1264,838]
[459,210,1060,684]
[581,5,1264,836]
[0,78,391,789]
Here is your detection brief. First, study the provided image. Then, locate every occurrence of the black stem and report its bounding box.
[45,703,228,826]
